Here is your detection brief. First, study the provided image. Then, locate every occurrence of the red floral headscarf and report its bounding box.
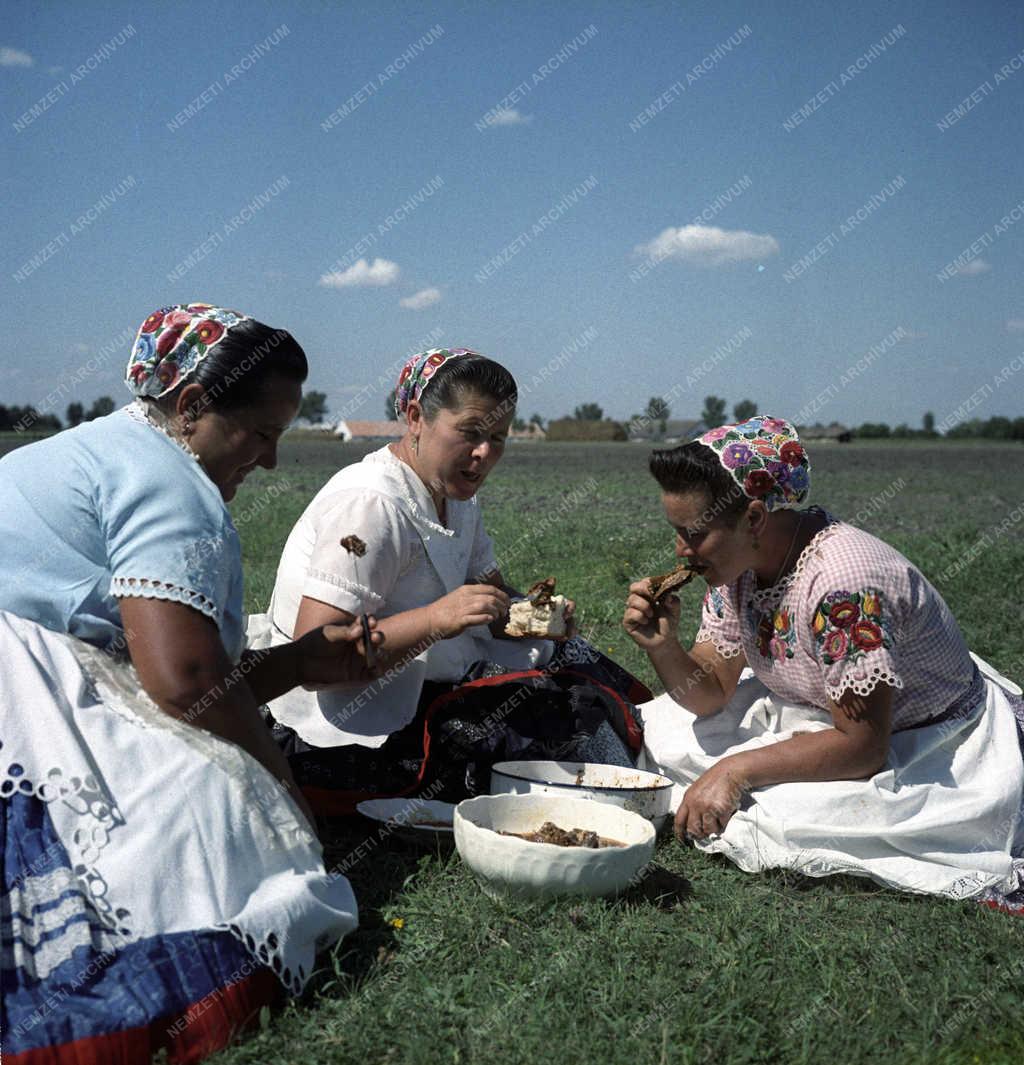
[698,416,811,511]
[393,348,477,418]
[125,303,250,399]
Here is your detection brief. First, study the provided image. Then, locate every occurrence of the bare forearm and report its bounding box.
[728,728,888,790]
[240,644,300,704]
[374,606,443,663]
[647,640,730,716]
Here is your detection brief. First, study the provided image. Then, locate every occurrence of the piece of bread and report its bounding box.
[646,561,702,602]
[504,576,568,637]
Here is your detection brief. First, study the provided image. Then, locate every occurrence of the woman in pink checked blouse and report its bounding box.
[626,416,1024,911]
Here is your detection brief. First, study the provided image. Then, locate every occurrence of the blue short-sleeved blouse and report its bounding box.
[0,404,244,657]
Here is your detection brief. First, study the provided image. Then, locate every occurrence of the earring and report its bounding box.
[182,418,193,437]
[411,436,419,455]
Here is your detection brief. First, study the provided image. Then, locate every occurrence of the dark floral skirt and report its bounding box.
[266,638,653,815]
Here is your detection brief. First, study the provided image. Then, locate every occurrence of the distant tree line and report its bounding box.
[5,391,1023,444]
[566,395,759,437]
[855,412,1024,440]
[2,390,336,433]
[0,396,115,433]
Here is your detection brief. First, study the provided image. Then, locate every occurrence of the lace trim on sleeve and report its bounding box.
[305,569,384,609]
[826,666,904,702]
[110,576,219,623]
[695,629,744,659]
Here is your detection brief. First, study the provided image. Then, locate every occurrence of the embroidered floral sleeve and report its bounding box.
[695,585,743,659]
[811,587,904,700]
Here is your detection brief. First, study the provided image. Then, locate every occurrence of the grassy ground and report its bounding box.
[205,439,1024,1065]
[3,431,1023,1061]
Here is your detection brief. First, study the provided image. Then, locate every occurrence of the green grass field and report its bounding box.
[203,438,1024,1065]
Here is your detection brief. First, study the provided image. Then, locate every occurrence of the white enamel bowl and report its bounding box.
[489,761,674,829]
[454,793,655,900]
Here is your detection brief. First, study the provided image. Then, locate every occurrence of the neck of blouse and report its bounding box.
[389,438,448,527]
[130,400,201,466]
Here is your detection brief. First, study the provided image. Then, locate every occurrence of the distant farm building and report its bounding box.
[799,422,853,443]
[628,418,706,443]
[333,419,404,442]
[509,423,546,441]
[546,418,628,442]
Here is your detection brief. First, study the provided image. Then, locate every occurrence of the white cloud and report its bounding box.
[953,258,991,277]
[400,287,442,310]
[486,108,532,127]
[1,46,34,67]
[634,224,780,266]
[318,258,400,288]
[47,65,63,75]
[1007,319,1024,332]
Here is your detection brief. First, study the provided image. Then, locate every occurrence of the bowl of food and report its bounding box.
[454,793,655,899]
[489,761,674,828]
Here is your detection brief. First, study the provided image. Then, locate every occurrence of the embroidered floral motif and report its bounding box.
[394,348,478,418]
[813,588,892,665]
[698,416,810,512]
[705,586,727,620]
[754,606,796,661]
[126,303,249,399]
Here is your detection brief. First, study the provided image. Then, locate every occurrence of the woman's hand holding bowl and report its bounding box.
[622,578,681,652]
[429,583,510,639]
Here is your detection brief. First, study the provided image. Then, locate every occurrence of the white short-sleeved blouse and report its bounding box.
[257,446,551,748]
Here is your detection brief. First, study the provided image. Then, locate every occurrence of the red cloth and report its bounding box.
[7,969,281,1065]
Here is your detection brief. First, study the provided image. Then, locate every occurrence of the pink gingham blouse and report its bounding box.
[695,509,984,730]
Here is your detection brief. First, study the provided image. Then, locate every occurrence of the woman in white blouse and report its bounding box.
[249,348,577,810]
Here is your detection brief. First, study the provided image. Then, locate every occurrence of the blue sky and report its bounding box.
[2,0,1023,429]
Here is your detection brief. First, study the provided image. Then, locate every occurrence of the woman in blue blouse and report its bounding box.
[0,304,378,1063]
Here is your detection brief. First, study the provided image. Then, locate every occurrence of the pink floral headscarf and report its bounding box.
[125,303,250,399]
[698,415,811,511]
[394,348,476,418]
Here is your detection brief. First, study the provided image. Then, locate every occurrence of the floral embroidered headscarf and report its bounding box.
[394,348,476,418]
[698,415,811,511]
[125,303,250,399]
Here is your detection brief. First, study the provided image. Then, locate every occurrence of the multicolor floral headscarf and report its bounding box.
[698,415,811,511]
[125,303,250,399]
[394,348,476,418]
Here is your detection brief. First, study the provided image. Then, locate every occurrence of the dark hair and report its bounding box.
[419,354,518,422]
[648,441,749,526]
[161,318,308,414]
